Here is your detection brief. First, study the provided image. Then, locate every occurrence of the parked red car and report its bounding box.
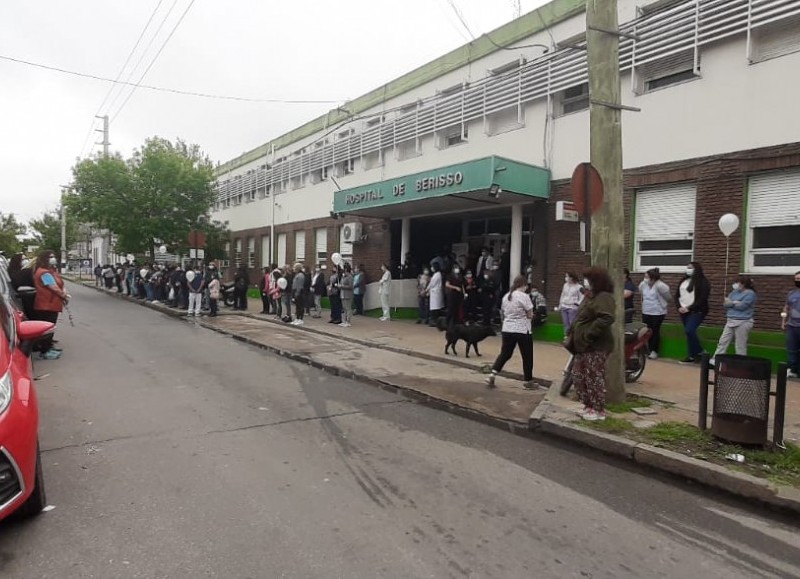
[0,257,54,521]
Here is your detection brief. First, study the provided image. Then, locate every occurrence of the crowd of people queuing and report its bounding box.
[8,244,798,388]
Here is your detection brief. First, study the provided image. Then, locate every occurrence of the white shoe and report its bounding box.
[295,319,304,325]
[345,322,352,327]
[378,316,387,321]
[339,322,346,326]
[788,370,798,379]
[574,406,590,417]
[581,409,606,422]
[648,351,658,360]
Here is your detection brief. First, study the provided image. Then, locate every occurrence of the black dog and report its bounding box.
[436,318,497,358]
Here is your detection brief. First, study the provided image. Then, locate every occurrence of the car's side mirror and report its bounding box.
[18,320,55,357]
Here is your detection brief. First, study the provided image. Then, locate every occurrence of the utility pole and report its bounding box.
[586,0,626,403]
[96,115,110,157]
[60,188,67,275]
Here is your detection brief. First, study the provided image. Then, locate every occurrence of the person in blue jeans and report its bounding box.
[675,261,711,363]
[782,270,800,379]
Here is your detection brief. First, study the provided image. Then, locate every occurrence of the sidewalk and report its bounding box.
[236,300,800,446]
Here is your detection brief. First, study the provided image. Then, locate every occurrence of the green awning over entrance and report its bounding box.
[333,156,550,217]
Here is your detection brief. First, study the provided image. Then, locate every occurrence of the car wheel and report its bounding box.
[17,442,46,517]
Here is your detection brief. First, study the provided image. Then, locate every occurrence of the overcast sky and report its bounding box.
[1,0,548,224]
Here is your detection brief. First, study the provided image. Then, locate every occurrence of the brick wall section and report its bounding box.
[547,142,800,330]
[227,215,390,285]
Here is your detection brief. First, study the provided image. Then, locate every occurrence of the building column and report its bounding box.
[510,204,523,287]
[400,217,411,265]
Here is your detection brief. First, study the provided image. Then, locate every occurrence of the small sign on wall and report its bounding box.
[555,201,579,222]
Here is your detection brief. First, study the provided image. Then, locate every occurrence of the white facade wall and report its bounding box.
[211,0,800,233]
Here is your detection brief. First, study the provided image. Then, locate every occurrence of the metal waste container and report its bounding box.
[711,355,771,445]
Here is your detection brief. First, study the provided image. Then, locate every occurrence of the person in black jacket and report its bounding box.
[234,266,249,311]
[311,265,327,318]
[675,261,711,363]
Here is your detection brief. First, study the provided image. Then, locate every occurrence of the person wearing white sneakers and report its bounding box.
[639,267,672,360]
[378,263,391,321]
[565,267,616,422]
[339,263,354,327]
[485,275,536,390]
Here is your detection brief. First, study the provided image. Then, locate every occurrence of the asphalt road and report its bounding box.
[1,283,798,579]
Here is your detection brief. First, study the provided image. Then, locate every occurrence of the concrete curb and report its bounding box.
[528,402,800,516]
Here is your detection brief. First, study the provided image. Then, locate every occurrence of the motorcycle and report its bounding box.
[220,281,237,308]
[559,318,652,396]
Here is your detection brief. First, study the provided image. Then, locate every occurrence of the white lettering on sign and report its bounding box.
[415,171,464,192]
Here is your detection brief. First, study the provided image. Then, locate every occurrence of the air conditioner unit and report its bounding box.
[342,222,362,244]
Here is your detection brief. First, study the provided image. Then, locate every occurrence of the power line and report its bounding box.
[79,0,167,158]
[105,0,180,118]
[109,0,196,122]
[446,0,476,40]
[0,54,343,104]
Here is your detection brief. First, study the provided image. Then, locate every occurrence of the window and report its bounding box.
[396,138,420,161]
[234,239,242,267]
[337,158,355,176]
[486,105,525,135]
[290,175,304,190]
[633,185,696,272]
[636,49,699,94]
[315,227,327,265]
[248,190,257,202]
[277,233,287,266]
[363,150,383,170]
[749,13,800,63]
[556,83,589,116]
[248,238,256,268]
[224,241,231,265]
[310,166,329,184]
[746,169,800,273]
[294,230,306,263]
[437,124,468,149]
[224,198,231,209]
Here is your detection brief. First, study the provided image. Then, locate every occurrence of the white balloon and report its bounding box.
[718,213,740,237]
[331,252,342,266]
[186,270,196,282]
[158,245,167,254]
[277,277,288,290]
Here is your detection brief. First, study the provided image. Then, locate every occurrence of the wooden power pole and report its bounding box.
[586,0,626,403]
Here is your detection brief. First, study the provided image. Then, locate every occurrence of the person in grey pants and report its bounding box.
[339,263,354,327]
[710,275,757,364]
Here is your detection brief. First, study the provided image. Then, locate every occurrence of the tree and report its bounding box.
[26,208,78,256]
[68,137,216,260]
[0,212,26,256]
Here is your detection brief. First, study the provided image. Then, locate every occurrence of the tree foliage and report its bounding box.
[0,212,26,256]
[26,208,78,256]
[67,137,216,259]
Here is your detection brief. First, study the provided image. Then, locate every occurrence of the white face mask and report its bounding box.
[685,268,694,277]
[453,268,460,274]
[732,282,741,291]
[565,275,570,283]
[583,278,591,290]
[48,257,57,266]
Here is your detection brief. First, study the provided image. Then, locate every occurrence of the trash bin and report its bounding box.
[711,355,771,445]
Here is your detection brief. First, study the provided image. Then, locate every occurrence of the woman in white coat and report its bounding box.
[378,263,392,321]
[427,263,445,324]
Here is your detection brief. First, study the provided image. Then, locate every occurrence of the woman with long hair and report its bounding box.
[427,263,445,324]
[486,275,536,389]
[639,267,672,359]
[675,261,711,363]
[558,271,583,336]
[568,267,616,421]
[445,263,465,327]
[711,275,757,363]
[31,249,69,360]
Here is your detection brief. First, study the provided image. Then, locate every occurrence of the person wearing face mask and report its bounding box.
[32,250,69,360]
[638,268,672,359]
[416,268,430,325]
[676,261,711,363]
[558,272,583,337]
[378,263,392,321]
[464,271,478,322]
[187,265,205,316]
[530,284,547,327]
[565,267,616,422]
[311,265,326,318]
[781,271,800,379]
[428,263,444,324]
[353,264,366,315]
[710,275,757,365]
[445,264,465,327]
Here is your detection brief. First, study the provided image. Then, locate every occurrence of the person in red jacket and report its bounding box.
[32,249,69,360]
